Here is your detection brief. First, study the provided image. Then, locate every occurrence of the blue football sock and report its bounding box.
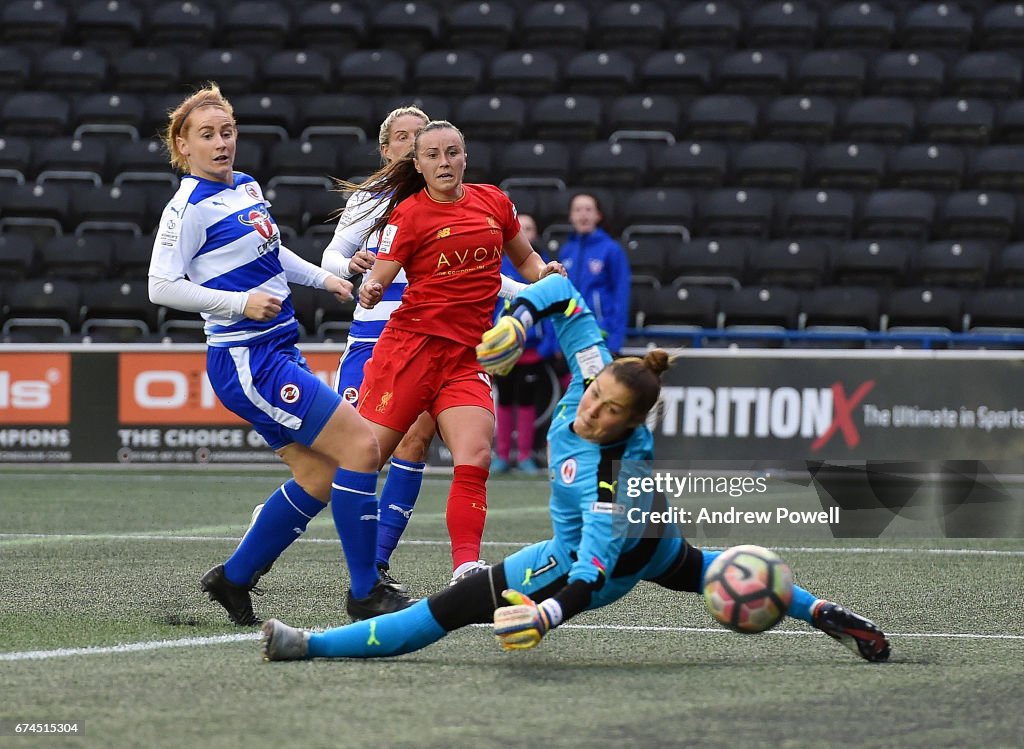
[307,599,446,658]
[330,467,379,599]
[699,548,817,625]
[376,458,425,567]
[223,479,325,587]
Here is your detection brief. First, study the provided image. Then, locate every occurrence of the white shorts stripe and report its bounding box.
[229,346,302,430]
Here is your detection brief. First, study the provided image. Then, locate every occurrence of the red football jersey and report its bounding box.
[377,183,521,347]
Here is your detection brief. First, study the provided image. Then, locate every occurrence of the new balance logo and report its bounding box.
[436,227,451,239]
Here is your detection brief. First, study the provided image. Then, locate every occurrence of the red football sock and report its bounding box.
[446,464,489,569]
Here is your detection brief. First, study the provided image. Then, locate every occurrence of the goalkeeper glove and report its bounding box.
[476,316,526,376]
[493,589,560,651]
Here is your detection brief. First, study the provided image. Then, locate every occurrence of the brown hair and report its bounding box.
[162,83,235,173]
[339,120,466,240]
[605,349,671,420]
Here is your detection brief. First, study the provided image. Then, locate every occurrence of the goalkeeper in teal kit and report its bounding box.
[261,275,891,663]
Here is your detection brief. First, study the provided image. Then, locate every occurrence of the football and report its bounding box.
[703,544,794,634]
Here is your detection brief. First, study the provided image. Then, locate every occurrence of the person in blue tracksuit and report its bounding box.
[557,192,631,355]
[260,276,891,664]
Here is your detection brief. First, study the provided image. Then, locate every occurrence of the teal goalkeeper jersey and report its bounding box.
[515,275,655,586]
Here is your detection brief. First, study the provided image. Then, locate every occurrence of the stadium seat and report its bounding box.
[968,145,1024,191]
[750,238,831,288]
[831,238,912,288]
[915,239,994,288]
[112,172,177,232]
[822,1,896,50]
[113,233,156,279]
[794,50,867,99]
[870,51,945,98]
[36,46,107,92]
[298,94,375,138]
[685,95,759,141]
[563,50,636,96]
[455,94,527,142]
[147,1,218,49]
[899,2,974,51]
[732,141,807,189]
[413,50,485,96]
[494,140,572,186]
[302,189,344,235]
[650,141,729,188]
[840,97,916,144]
[1,278,82,341]
[315,293,357,341]
[294,2,368,53]
[1,0,68,47]
[370,1,442,56]
[888,143,966,191]
[698,188,775,238]
[762,96,837,143]
[110,138,170,177]
[884,287,965,335]
[0,182,71,240]
[669,1,742,50]
[0,134,31,183]
[781,189,856,238]
[937,190,1016,242]
[446,1,517,53]
[222,1,292,51]
[80,278,157,343]
[340,140,385,182]
[520,1,590,50]
[666,236,750,288]
[717,285,801,340]
[337,49,407,95]
[621,234,672,284]
[186,49,259,96]
[487,50,561,96]
[39,235,113,281]
[0,233,37,280]
[232,94,298,143]
[72,0,142,51]
[620,188,695,231]
[69,184,147,237]
[639,283,719,336]
[32,137,107,186]
[262,50,333,95]
[746,1,819,49]
[574,141,649,187]
[639,50,712,95]
[801,286,882,334]
[591,1,666,51]
[950,51,1022,99]
[0,46,33,91]
[606,94,680,137]
[859,189,937,240]
[966,288,1024,334]
[919,98,995,145]
[529,94,602,140]
[715,50,789,96]
[808,142,886,191]
[73,93,145,143]
[979,2,1024,50]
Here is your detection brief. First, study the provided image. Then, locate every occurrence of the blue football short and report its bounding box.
[334,338,376,406]
[207,330,342,450]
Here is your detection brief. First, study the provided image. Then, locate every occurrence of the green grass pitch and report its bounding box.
[1,467,1022,749]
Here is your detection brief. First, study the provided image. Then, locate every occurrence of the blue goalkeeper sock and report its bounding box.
[330,467,379,599]
[376,457,424,567]
[223,480,325,586]
[699,548,817,624]
[308,599,446,658]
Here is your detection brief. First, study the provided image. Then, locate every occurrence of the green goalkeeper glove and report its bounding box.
[476,316,527,376]
[493,589,558,651]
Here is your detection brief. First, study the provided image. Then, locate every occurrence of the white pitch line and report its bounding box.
[3,626,1022,662]
[1,532,1022,556]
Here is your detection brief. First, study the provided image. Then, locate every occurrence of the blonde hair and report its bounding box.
[162,83,235,173]
[377,105,430,157]
[605,349,671,420]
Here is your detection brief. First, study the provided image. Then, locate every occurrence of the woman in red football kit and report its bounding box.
[352,120,563,582]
